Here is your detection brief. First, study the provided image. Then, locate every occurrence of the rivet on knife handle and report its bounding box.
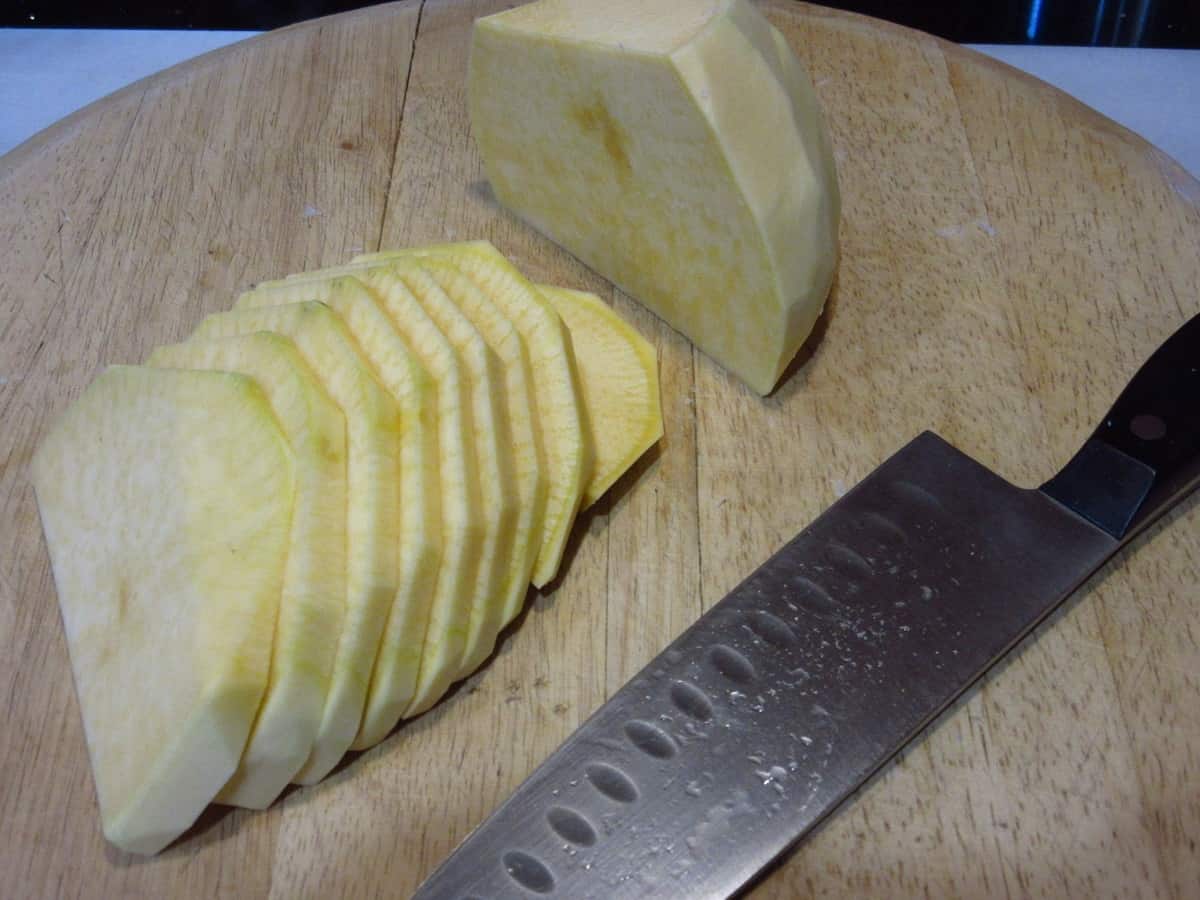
[1042,313,1200,540]
[414,313,1199,900]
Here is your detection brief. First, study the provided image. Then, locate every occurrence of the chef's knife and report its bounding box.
[415,313,1200,899]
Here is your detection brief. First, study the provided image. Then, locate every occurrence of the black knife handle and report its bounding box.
[1041,312,1200,541]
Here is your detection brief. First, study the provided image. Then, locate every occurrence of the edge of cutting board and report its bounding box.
[3,0,1197,203]
[3,2,1199,898]
[0,1,418,171]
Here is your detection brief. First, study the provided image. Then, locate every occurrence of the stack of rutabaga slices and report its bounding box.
[32,241,662,856]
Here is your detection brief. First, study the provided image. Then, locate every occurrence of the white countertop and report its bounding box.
[1,29,1197,178]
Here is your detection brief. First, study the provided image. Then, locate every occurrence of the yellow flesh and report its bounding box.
[468,0,840,394]
[32,366,293,854]
[237,277,454,742]
[192,302,402,783]
[354,242,591,586]
[537,286,662,506]
[416,259,545,627]
[392,264,517,673]
[243,273,481,718]
[147,334,347,808]
[322,282,440,746]
[279,261,518,681]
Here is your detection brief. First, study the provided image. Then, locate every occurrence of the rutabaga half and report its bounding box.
[32,366,294,854]
[467,0,840,395]
[147,333,348,808]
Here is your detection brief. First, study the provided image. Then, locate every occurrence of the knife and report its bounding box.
[414,313,1200,899]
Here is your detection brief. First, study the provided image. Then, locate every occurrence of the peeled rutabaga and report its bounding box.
[32,366,294,853]
[468,0,840,394]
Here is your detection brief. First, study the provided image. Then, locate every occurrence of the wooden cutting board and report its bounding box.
[2,1,1198,896]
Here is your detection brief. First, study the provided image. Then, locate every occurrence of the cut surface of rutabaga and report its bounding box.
[242,273,482,721]
[356,243,591,587]
[193,302,403,783]
[416,259,544,629]
[538,286,662,506]
[239,275,461,740]
[32,366,294,854]
[394,263,518,675]
[468,0,840,394]
[147,333,347,808]
[302,256,545,630]
[283,260,519,680]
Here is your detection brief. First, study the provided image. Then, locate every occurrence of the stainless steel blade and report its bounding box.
[414,431,1118,899]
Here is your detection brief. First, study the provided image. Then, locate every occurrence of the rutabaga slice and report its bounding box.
[32,366,293,854]
[355,242,591,587]
[467,0,840,395]
[241,273,480,720]
[538,286,662,506]
[147,333,347,808]
[294,258,547,629]
[369,264,516,677]
[193,302,401,783]
[416,259,545,629]
[280,261,519,683]
[238,276,455,743]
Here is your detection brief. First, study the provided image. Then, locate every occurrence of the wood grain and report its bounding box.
[1,1,1197,896]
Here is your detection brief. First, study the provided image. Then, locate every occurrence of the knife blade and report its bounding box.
[414,313,1200,899]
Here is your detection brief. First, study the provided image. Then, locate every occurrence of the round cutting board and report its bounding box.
[2,1,1198,896]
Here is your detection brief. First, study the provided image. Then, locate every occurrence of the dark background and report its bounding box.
[4,0,1198,47]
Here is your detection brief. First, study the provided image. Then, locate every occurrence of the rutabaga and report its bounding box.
[468,0,840,394]
[32,366,294,853]
[147,333,348,809]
